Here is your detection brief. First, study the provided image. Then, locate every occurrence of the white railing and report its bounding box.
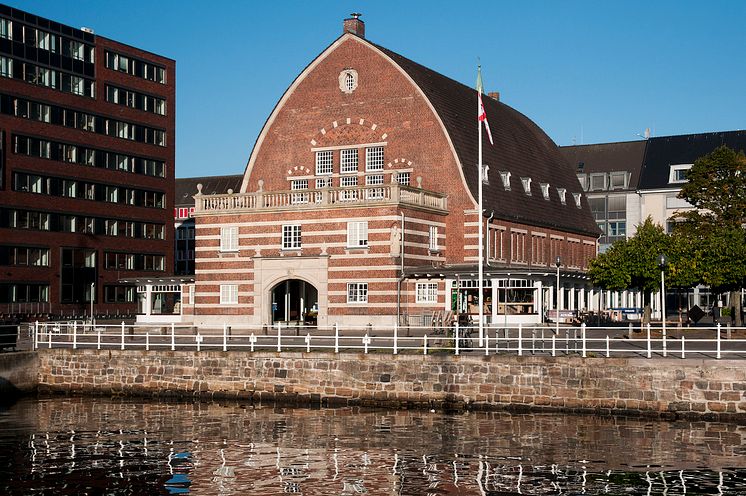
[194,184,447,214]
[31,321,746,359]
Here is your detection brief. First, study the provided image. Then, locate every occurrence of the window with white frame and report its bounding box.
[315,177,330,189]
[668,164,692,184]
[365,174,384,199]
[521,177,532,195]
[291,179,310,204]
[347,282,368,303]
[340,176,358,188]
[340,148,358,174]
[395,171,410,185]
[416,282,438,303]
[557,188,567,205]
[589,173,607,191]
[282,225,301,250]
[315,151,333,175]
[573,193,582,208]
[429,226,439,251]
[220,284,238,305]
[576,174,588,191]
[609,171,627,190]
[365,146,384,171]
[220,226,238,252]
[500,171,511,190]
[347,221,368,248]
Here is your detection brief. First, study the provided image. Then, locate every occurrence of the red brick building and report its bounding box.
[189,16,599,327]
[0,4,174,320]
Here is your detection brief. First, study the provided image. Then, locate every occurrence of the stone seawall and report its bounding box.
[36,349,746,422]
[0,352,39,396]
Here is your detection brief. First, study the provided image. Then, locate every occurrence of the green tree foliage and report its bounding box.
[674,145,746,325]
[589,218,672,322]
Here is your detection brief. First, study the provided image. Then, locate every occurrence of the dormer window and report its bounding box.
[573,192,582,208]
[557,188,567,205]
[500,171,511,190]
[589,173,607,191]
[609,171,628,190]
[482,164,489,184]
[520,177,532,195]
[540,183,550,200]
[669,164,692,184]
[577,173,588,191]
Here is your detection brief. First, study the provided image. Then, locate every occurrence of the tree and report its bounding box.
[589,217,671,323]
[675,145,746,325]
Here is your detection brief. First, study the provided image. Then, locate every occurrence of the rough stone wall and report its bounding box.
[0,352,39,394]
[36,350,746,422]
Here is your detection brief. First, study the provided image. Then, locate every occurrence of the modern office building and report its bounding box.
[187,16,600,328]
[0,4,175,320]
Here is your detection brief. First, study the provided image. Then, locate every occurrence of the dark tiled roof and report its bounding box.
[372,42,600,237]
[175,175,243,208]
[560,140,647,191]
[639,130,746,190]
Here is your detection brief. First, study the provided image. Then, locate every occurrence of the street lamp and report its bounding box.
[555,256,561,335]
[90,282,95,325]
[657,254,668,332]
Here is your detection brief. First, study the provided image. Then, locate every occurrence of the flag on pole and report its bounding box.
[476,66,494,146]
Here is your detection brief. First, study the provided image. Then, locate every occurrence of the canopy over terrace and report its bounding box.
[400,264,593,325]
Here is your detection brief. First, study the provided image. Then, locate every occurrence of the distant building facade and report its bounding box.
[561,129,746,316]
[187,16,600,328]
[0,4,175,320]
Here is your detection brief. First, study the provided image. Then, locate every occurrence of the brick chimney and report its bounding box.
[343,13,365,38]
[488,91,500,101]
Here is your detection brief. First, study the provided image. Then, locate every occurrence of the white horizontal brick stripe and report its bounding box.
[328,265,399,272]
[198,214,403,230]
[194,292,253,297]
[327,303,409,309]
[195,268,254,275]
[327,290,403,297]
[193,304,254,309]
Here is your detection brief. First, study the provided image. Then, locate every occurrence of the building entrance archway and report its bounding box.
[270,279,319,325]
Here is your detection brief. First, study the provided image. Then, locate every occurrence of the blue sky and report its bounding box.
[10,1,746,178]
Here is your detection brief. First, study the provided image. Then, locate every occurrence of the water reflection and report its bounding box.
[0,397,744,494]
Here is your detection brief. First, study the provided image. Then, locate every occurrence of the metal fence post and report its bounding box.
[97,325,101,350]
[73,321,77,350]
[249,333,256,352]
[662,324,667,358]
[223,324,228,352]
[646,323,651,359]
[531,330,536,355]
[171,323,175,351]
[681,336,685,359]
[334,323,339,353]
[716,323,721,359]
[484,333,489,356]
[423,335,428,355]
[121,322,125,350]
[48,323,52,349]
[393,322,398,355]
[517,323,523,356]
[581,323,586,358]
[196,334,201,352]
[363,333,370,354]
[551,334,556,357]
[33,321,38,350]
[305,333,311,353]
[277,322,282,353]
[606,335,610,358]
[146,331,150,351]
[454,323,459,356]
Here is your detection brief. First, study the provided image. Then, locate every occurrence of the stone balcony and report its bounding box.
[193,183,448,216]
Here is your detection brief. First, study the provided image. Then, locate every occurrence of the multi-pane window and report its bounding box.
[589,173,606,191]
[291,179,310,204]
[395,172,410,186]
[500,171,511,190]
[220,284,238,305]
[0,247,49,267]
[105,286,136,303]
[365,146,384,171]
[557,188,567,205]
[340,148,358,174]
[429,226,439,251]
[365,174,384,199]
[347,282,368,304]
[416,282,438,303]
[282,225,301,250]
[340,176,358,187]
[105,51,167,84]
[347,221,368,248]
[0,55,11,78]
[315,151,333,175]
[0,18,10,39]
[520,177,532,195]
[105,84,166,115]
[609,172,627,190]
[220,226,239,252]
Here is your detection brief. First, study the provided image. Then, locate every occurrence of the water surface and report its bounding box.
[0,396,744,494]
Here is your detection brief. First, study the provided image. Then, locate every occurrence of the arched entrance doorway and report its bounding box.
[270,279,319,325]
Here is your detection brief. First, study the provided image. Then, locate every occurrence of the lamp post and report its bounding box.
[555,256,561,335]
[657,254,667,333]
[90,282,95,325]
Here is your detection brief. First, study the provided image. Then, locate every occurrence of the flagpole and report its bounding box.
[477,68,484,348]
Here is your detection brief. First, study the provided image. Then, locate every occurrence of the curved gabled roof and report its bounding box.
[373,42,600,237]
